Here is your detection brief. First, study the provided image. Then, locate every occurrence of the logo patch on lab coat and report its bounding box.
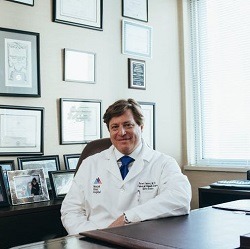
[93,177,102,194]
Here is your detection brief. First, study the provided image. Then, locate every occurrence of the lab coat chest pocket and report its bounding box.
[137,181,158,204]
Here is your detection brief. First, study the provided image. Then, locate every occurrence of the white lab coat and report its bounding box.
[61,141,192,235]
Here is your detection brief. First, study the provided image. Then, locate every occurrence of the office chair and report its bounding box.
[75,138,112,173]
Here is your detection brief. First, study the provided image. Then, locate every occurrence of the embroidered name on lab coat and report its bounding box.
[138,181,158,191]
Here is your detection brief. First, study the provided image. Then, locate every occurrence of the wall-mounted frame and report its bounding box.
[64,154,80,170]
[128,58,146,90]
[0,160,15,195]
[0,105,44,155]
[53,0,103,31]
[64,49,96,83]
[18,155,60,190]
[60,98,102,144]
[0,166,10,207]
[122,20,152,58]
[122,0,148,22]
[139,102,155,149]
[7,168,49,205]
[49,170,75,199]
[6,0,34,6]
[0,27,40,97]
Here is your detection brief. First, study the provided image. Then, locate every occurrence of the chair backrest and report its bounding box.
[75,138,112,173]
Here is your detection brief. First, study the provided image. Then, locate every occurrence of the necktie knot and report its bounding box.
[120,156,134,179]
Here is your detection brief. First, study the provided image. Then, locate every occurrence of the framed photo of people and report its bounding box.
[0,27,40,97]
[122,0,148,22]
[49,170,75,199]
[63,154,80,170]
[139,102,155,149]
[53,0,103,31]
[7,168,49,205]
[128,58,146,90]
[17,155,60,190]
[0,105,44,155]
[60,98,102,144]
[0,160,15,195]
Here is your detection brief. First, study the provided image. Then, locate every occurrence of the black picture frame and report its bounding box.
[139,101,155,149]
[0,27,40,97]
[18,155,60,190]
[0,166,10,207]
[122,0,148,22]
[63,154,80,170]
[6,0,34,6]
[128,58,146,90]
[0,160,15,195]
[53,0,103,31]
[49,170,75,199]
[0,105,44,156]
[60,98,102,144]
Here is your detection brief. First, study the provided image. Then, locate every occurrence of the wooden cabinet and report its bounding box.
[0,200,67,249]
[199,186,250,208]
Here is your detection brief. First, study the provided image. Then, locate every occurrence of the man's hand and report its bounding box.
[108,214,125,228]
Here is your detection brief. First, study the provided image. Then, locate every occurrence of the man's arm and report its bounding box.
[61,177,98,235]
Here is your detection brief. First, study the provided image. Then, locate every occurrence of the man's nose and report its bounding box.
[118,126,126,135]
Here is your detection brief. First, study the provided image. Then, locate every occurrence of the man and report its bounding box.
[61,98,192,235]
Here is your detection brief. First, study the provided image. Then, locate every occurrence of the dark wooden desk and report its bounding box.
[11,207,250,249]
[0,200,67,249]
[199,186,250,208]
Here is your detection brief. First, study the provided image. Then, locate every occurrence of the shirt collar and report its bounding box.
[114,141,143,161]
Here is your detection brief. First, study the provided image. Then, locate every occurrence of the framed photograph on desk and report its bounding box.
[0,27,40,97]
[0,105,44,155]
[7,168,49,205]
[63,154,80,170]
[0,166,10,207]
[53,0,103,31]
[0,160,15,195]
[18,155,60,190]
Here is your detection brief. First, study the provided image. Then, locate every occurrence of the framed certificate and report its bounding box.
[122,0,148,22]
[53,0,103,31]
[6,0,34,6]
[60,98,102,144]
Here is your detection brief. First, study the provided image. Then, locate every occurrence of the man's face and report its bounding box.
[109,109,143,155]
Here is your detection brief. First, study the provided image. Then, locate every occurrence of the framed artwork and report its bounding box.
[128,58,146,90]
[0,160,15,195]
[64,154,80,170]
[64,49,96,83]
[0,105,44,155]
[0,166,10,207]
[122,20,152,58]
[139,102,155,149]
[0,27,40,97]
[6,0,34,6]
[60,98,102,144]
[17,155,60,190]
[7,168,49,205]
[53,0,103,31]
[122,0,148,22]
[49,170,75,199]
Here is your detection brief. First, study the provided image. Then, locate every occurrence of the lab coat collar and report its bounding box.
[103,139,154,183]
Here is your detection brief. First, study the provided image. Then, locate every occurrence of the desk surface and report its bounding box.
[12,206,250,249]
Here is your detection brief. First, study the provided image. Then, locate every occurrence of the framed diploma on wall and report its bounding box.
[122,0,148,22]
[6,0,34,6]
[53,0,103,31]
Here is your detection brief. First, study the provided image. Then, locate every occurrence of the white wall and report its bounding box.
[0,1,183,173]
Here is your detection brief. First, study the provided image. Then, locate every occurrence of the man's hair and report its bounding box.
[103,98,144,129]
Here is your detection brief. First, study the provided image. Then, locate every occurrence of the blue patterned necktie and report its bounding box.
[120,156,134,179]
